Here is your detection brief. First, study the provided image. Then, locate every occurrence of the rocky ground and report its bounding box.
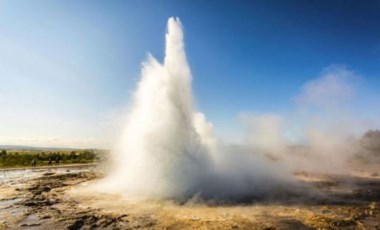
[0,164,380,229]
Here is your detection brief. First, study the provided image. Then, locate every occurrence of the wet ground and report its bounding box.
[1,163,380,229]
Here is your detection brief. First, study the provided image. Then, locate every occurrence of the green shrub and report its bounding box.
[0,149,100,168]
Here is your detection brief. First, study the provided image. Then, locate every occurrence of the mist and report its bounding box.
[96,17,378,202]
[242,65,377,174]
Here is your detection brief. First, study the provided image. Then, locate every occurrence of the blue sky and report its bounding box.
[0,0,379,148]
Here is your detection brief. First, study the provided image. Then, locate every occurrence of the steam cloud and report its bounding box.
[242,66,374,173]
[97,18,378,201]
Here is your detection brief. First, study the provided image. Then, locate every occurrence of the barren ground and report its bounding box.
[1,162,380,230]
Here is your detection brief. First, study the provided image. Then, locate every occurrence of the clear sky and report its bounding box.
[1,0,379,148]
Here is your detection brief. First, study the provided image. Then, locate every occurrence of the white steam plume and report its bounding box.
[98,17,292,201]
[242,66,376,173]
[96,18,377,202]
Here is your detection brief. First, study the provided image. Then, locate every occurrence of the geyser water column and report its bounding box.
[99,17,293,201]
[105,17,213,199]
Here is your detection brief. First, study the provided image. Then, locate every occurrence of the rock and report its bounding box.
[42,186,51,192]
[24,201,38,207]
[39,215,51,219]
[43,172,55,176]
[19,223,41,227]
[67,219,85,230]
[368,202,377,210]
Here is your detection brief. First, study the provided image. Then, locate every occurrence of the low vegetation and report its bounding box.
[361,129,380,153]
[0,149,107,168]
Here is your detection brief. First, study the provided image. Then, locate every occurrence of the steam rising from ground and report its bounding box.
[242,66,375,173]
[98,18,292,201]
[98,18,378,201]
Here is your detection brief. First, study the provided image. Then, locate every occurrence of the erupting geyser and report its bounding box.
[99,17,291,201]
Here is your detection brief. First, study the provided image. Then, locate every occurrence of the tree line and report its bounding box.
[0,150,101,168]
